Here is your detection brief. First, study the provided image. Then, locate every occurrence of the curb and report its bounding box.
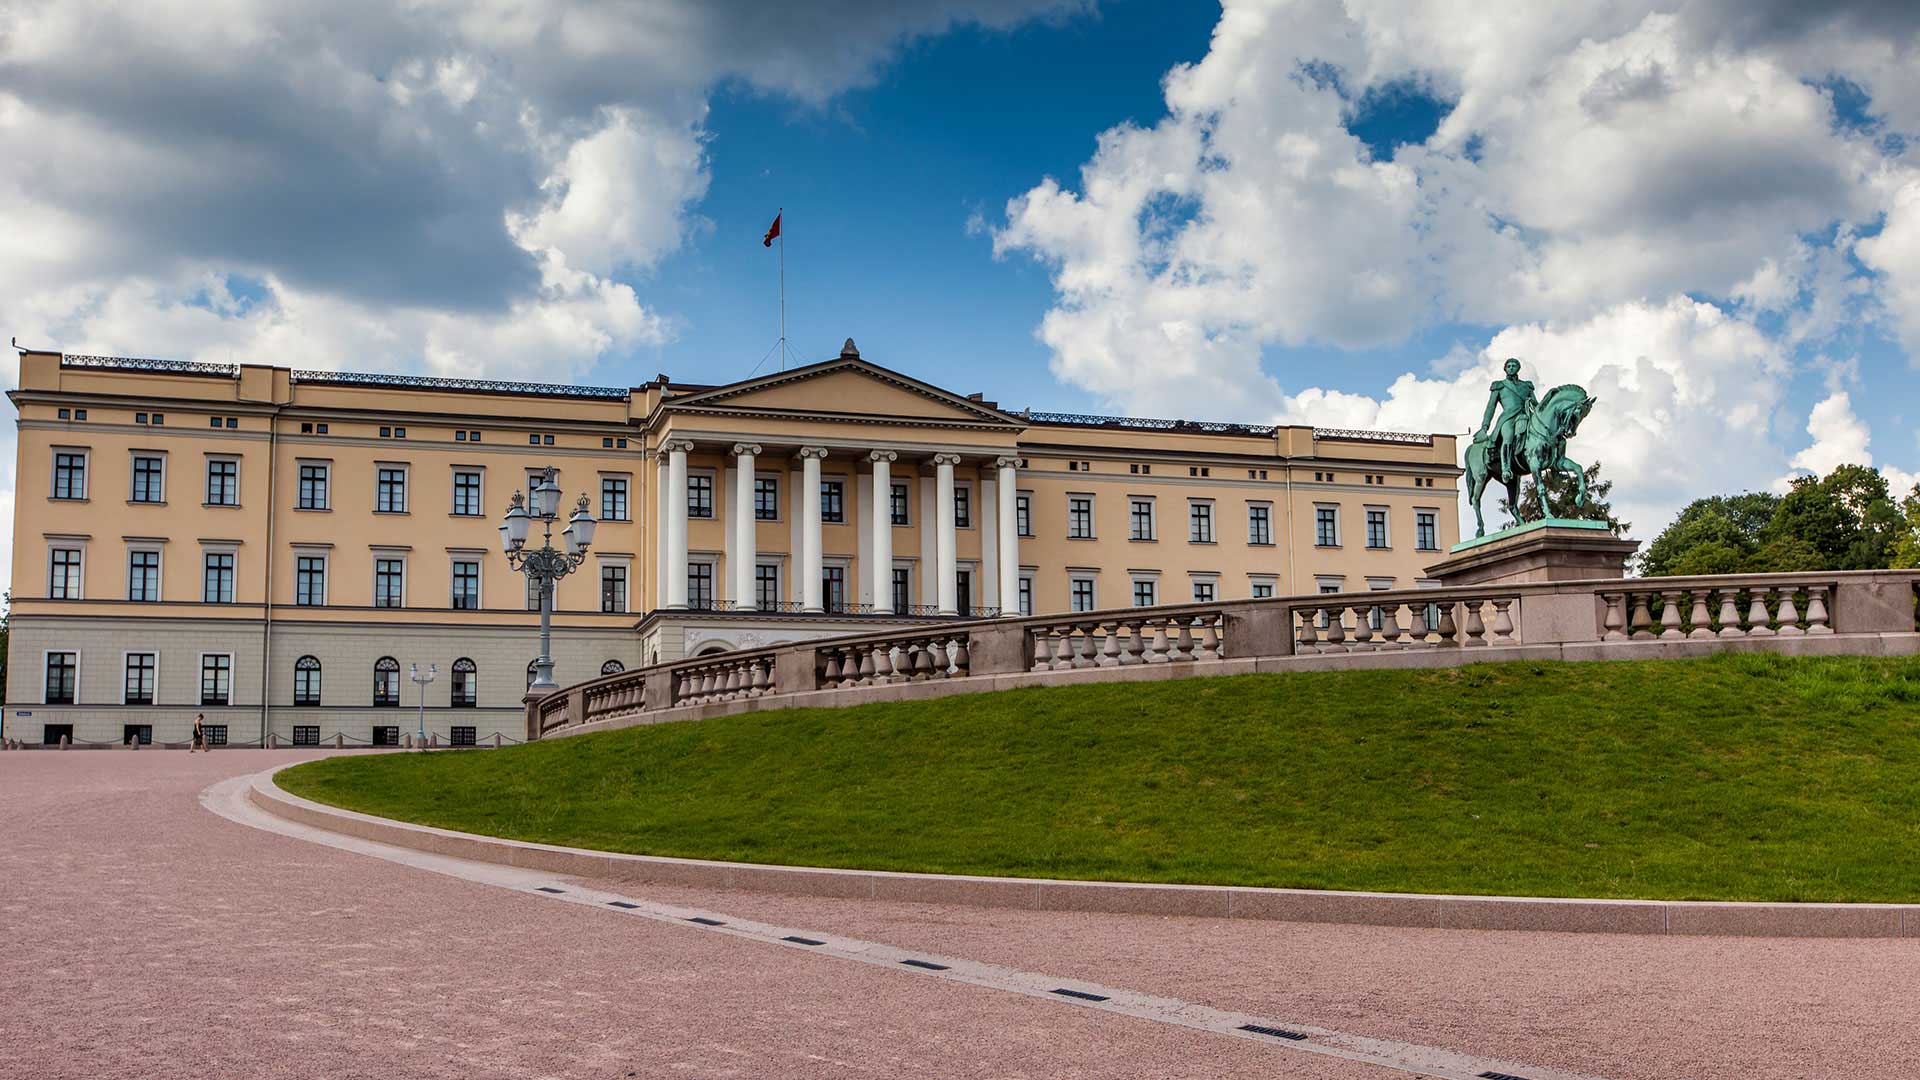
[250,767,1916,939]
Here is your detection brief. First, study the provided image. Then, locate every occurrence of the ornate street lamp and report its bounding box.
[409,662,437,748]
[503,466,596,693]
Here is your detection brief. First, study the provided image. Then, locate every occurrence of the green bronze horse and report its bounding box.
[1464,383,1596,538]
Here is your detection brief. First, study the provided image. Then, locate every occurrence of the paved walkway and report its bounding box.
[3,752,1915,1078]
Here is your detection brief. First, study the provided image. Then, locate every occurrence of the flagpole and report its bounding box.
[777,207,787,371]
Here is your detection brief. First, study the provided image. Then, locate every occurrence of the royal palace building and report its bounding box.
[5,341,1460,747]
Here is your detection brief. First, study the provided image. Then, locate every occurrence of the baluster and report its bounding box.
[749,660,768,697]
[1170,617,1195,662]
[1051,627,1075,671]
[1347,606,1375,652]
[821,651,841,688]
[1680,591,1710,640]
[842,649,863,688]
[719,664,738,700]
[951,635,971,676]
[1322,607,1348,653]
[1600,593,1626,641]
[1716,590,1743,638]
[1407,602,1430,646]
[1031,629,1053,673]
[1296,609,1320,653]
[857,647,877,685]
[1746,587,1776,637]
[1120,620,1146,665]
[1776,589,1804,637]
[1098,622,1122,667]
[871,645,894,684]
[1196,616,1221,661]
[1068,624,1096,669]
[1146,619,1171,663]
[1629,593,1655,640]
[1658,591,1684,640]
[1489,598,1516,645]
[1379,603,1403,649]
[1462,600,1487,647]
[1806,585,1833,635]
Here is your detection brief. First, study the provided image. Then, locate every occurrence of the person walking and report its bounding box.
[190,713,207,753]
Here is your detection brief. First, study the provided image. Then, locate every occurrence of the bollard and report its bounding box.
[493,732,502,749]
[130,735,141,751]
[60,735,70,750]
[335,733,345,749]
[430,732,440,748]
[402,733,414,750]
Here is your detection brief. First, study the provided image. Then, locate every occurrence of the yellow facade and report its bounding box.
[5,344,1459,745]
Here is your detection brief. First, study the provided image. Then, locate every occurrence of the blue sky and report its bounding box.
[6,0,1920,582]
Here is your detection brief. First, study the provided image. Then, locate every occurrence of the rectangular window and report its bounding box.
[1068,496,1093,539]
[688,563,714,609]
[375,727,404,747]
[756,564,781,611]
[1366,509,1388,549]
[452,561,480,610]
[1189,502,1214,543]
[954,487,972,529]
[1015,494,1031,537]
[374,664,401,707]
[295,556,326,606]
[1416,511,1438,551]
[374,558,404,608]
[1133,579,1156,607]
[601,477,629,521]
[123,725,152,746]
[891,567,911,614]
[450,726,477,747]
[45,652,77,704]
[601,565,628,613]
[451,665,476,708]
[755,477,780,520]
[1070,577,1096,612]
[1252,582,1275,599]
[297,464,329,510]
[49,548,82,599]
[293,726,320,747]
[200,654,232,706]
[124,653,156,706]
[1193,580,1217,603]
[821,480,844,524]
[452,471,482,516]
[376,468,407,513]
[822,566,846,612]
[687,474,714,518]
[526,575,544,612]
[890,481,910,525]
[1248,505,1272,545]
[131,455,165,503]
[205,458,238,506]
[53,452,86,500]
[203,553,235,603]
[1129,499,1155,540]
[203,725,227,746]
[1017,576,1033,617]
[128,550,160,601]
[1315,506,1339,547]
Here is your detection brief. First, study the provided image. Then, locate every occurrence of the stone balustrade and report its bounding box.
[526,569,1920,741]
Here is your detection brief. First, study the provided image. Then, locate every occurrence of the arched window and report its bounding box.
[695,643,730,656]
[373,656,401,707]
[600,659,625,675]
[451,657,477,708]
[293,655,321,706]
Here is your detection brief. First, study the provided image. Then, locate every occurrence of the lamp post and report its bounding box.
[409,662,437,748]
[501,466,597,694]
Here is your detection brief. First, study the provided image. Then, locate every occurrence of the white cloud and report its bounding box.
[1857,172,1920,362]
[994,0,1920,538]
[1778,390,1920,499]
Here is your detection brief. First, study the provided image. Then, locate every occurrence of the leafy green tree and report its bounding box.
[1892,484,1920,569]
[1501,461,1629,535]
[1639,492,1779,576]
[1763,464,1901,570]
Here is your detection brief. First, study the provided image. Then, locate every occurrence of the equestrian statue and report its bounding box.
[1464,357,1597,538]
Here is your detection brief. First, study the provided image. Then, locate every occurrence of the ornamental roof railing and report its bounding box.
[1022,410,1280,437]
[1311,427,1434,445]
[289,369,630,400]
[61,354,240,377]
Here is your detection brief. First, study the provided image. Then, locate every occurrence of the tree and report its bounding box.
[1639,492,1779,576]
[1892,484,1920,569]
[1763,463,1901,570]
[1501,460,1629,535]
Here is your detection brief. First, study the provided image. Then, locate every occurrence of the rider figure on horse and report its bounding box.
[1476,357,1537,483]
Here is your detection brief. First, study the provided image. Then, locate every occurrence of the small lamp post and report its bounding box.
[409,662,437,748]
[502,466,596,694]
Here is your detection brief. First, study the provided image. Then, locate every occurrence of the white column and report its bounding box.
[799,447,828,613]
[996,456,1020,617]
[654,455,669,611]
[933,453,961,616]
[733,443,760,610]
[664,439,692,609]
[870,451,897,613]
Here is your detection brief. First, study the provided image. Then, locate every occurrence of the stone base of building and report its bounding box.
[1425,518,1640,586]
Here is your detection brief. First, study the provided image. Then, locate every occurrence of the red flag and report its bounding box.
[762,212,781,247]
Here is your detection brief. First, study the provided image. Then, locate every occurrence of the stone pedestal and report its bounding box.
[1424,518,1638,587]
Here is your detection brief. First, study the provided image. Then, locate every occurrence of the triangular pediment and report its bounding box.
[663,356,1022,427]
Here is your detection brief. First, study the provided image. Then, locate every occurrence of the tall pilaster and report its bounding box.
[663,439,694,609]
[798,447,829,613]
[996,456,1021,617]
[869,451,897,614]
[732,443,761,609]
[932,453,962,616]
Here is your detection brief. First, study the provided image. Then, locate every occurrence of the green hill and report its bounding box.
[278,653,1920,903]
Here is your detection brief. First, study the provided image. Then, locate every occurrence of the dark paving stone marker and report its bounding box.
[782,935,826,946]
[1050,988,1109,1002]
[535,886,566,894]
[686,916,725,926]
[899,959,950,971]
[1238,1024,1308,1042]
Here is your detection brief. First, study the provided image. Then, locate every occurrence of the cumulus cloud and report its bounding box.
[994,0,1920,537]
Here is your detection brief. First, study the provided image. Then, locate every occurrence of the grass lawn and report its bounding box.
[277,653,1920,903]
